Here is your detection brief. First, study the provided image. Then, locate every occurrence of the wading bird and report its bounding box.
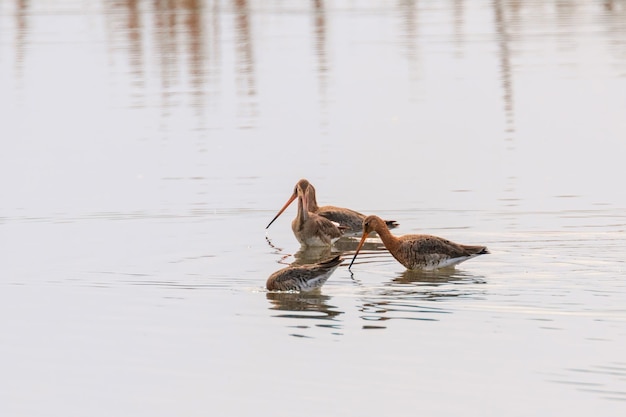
[270,179,346,246]
[266,179,398,237]
[266,255,342,291]
[349,215,488,270]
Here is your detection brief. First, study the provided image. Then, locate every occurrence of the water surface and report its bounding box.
[1,1,626,416]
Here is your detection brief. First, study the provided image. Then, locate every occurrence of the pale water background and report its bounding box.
[1,1,626,416]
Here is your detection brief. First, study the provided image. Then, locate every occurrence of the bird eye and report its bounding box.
[364,221,369,227]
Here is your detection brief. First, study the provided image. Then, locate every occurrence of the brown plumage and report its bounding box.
[266,179,398,237]
[267,179,346,246]
[266,255,342,291]
[349,215,489,270]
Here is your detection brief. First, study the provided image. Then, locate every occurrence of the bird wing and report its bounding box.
[402,235,470,258]
[308,214,345,244]
[318,206,364,232]
[267,256,341,291]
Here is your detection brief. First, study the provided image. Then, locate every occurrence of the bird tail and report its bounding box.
[385,220,400,229]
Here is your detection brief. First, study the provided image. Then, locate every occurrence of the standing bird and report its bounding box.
[269,179,346,246]
[266,179,398,237]
[266,255,342,291]
[349,215,489,270]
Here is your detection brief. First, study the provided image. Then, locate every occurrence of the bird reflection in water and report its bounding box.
[393,268,487,288]
[265,233,388,267]
[358,268,487,327]
[265,235,343,266]
[266,291,342,321]
[292,245,336,266]
[266,280,344,339]
[265,242,347,337]
[332,237,382,251]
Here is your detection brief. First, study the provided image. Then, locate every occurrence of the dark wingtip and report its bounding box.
[480,247,490,255]
[385,220,400,229]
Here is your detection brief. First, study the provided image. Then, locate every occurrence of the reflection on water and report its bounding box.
[358,298,448,329]
[266,291,343,338]
[548,362,626,402]
[332,238,385,253]
[334,238,390,267]
[233,0,257,128]
[265,240,345,338]
[3,1,626,415]
[493,0,515,136]
[312,0,329,126]
[356,268,486,328]
[394,268,487,288]
[14,0,28,83]
[293,245,336,265]
[266,235,387,266]
[265,236,344,265]
[266,233,393,275]
[104,0,144,97]
[6,0,626,138]
[267,234,488,329]
[265,254,488,335]
[103,0,212,114]
[265,236,488,331]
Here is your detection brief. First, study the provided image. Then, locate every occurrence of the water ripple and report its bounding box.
[549,362,626,402]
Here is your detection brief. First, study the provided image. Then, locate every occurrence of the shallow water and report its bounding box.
[1,1,626,416]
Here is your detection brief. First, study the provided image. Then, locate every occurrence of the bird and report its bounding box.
[266,179,398,237]
[268,178,346,246]
[349,215,489,270]
[266,255,343,291]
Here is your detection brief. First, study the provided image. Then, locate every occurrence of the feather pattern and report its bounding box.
[266,255,342,291]
[291,181,346,246]
[303,180,399,236]
[349,215,489,270]
[266,179,398,237]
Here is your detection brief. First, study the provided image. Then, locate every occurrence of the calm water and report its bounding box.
[1,1,626,416]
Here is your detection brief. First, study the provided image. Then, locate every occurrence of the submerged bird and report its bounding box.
[270,179,346,246]
[266,255,342,291]
[266,179,398,237]
[349,215,489,270]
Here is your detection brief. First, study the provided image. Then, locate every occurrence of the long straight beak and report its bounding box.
[348,232,370,270]
[266,193,297,229]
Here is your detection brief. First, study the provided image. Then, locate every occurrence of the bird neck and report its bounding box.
[375,223,399,251]
[306,188,319,212]
[295,196,308,228]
